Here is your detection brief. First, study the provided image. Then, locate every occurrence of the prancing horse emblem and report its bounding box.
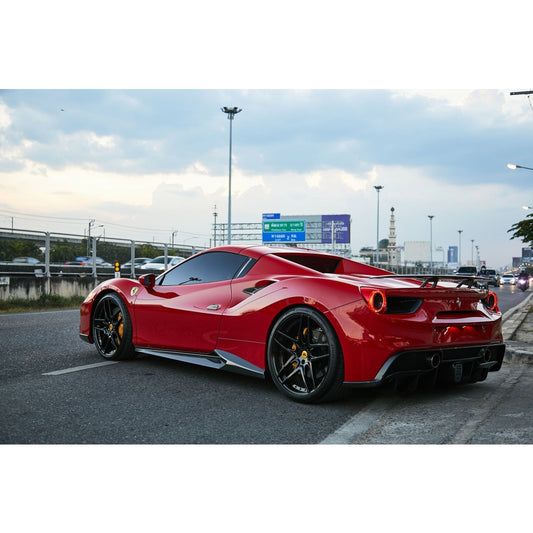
[456,297,461,307]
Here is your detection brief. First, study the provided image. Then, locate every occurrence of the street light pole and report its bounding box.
[374,186,384,265]
[221,106,242,245]
[213,205,218,247]
[428,215,434,270]
[87,219,95,256]
[458,229,463,266]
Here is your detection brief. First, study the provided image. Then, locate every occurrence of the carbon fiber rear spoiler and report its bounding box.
[367,274,488,289]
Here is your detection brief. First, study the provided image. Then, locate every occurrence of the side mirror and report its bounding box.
[139,273,156,289]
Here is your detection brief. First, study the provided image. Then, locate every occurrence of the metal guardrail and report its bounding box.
[0,227,207,280]
[0,262,169,279]
[0,262,114,278]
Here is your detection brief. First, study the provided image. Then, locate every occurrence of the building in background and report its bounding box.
[404,241,430,265]
[448,245,458,264]
[387,207,400,267]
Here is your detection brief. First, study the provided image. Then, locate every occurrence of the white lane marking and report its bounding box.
[320,396,395,444]
[43,361,118,375]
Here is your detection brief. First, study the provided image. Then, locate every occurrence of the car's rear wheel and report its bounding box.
[92,292,134,360]
[267,307,344,403]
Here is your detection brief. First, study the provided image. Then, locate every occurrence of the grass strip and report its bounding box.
[0,295,85,314]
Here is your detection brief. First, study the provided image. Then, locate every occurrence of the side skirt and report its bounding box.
[134,347,265,379]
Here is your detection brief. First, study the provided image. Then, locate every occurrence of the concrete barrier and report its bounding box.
[0,276,101,301]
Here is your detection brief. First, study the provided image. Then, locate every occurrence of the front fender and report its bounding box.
[79,278,144,342]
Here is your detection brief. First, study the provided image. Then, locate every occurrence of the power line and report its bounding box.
[0,208,170,233]
[0,208,87,222]
[0,208,210,239]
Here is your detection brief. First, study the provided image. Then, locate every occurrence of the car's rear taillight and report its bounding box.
[361,288,387,313]
[483,291,498,311]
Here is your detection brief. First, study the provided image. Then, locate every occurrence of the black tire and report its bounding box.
[267,307,344,403]
[91,292,134,360]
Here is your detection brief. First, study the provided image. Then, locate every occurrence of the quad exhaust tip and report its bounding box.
[426,352,441,369]
[479,348,492,363]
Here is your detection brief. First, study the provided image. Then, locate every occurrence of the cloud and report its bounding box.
[0,100,12,130]
[1,89,531,183]
[1,88,532,268]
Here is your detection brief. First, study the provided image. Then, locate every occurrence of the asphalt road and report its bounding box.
[1,286,532,445]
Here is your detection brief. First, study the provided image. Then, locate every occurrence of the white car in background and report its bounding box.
[500,274,516,285]
[139,255,185,271]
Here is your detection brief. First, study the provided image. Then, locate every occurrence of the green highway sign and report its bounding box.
[262,220,306,242]
[264,221,305,233]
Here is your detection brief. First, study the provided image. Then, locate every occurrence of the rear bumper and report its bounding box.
[345,343,505,387]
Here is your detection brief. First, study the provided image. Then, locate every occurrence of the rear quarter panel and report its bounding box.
[216,276,361,371]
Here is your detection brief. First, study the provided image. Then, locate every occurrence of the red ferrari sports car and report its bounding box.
[80,245,505,402]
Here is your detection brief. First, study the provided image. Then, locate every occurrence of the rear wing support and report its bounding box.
[368,274,486,289]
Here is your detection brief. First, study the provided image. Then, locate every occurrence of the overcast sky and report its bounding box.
[2,2,533,271]
[2,88,532,269]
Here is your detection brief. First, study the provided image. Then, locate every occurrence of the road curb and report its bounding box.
[502,292,533,364]
[502,292,533,339]
[504,345,533,364]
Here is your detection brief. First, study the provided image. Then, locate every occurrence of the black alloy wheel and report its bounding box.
[267,307,344,403]
[92,292,134,360]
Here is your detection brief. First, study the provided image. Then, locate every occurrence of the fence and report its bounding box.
[0,227,206,301]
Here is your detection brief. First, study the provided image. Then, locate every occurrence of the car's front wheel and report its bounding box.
[92,292,134,360]
[267,307,344,403]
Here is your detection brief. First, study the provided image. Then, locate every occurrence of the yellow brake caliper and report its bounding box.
[116,312,123,345]
[291,327,308,368]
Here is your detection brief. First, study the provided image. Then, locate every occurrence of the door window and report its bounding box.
[160,251,251,286]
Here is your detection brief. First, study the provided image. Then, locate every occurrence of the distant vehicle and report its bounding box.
[517,277,529,292]
[121,258,152,270]
[74,256,112,267]
[455,266,477,276]
[500,274,516,285]
[478,268,499,287]
[139,256,185,271]
[12,257,41,264]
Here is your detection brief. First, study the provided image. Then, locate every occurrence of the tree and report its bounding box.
[0,239,42,261]
[508,214,533,245]
[136,244,162,258]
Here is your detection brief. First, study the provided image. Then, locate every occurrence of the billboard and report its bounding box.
[321,214,350,244]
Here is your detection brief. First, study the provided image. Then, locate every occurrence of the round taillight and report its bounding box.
[484,291,497,311]
[369,290,387,314]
